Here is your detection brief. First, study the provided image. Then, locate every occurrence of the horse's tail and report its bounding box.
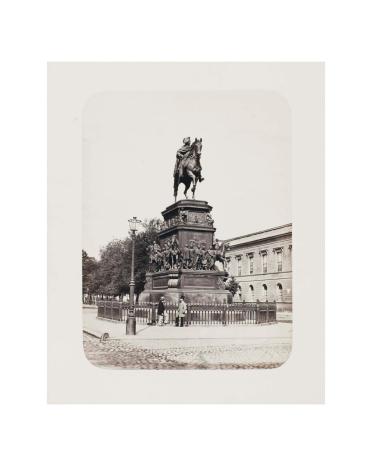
[173,171,179,199]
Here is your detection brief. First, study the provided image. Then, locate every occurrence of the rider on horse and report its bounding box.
[174,137,204,182]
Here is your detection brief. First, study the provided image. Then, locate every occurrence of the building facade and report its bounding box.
[224,224,292,311]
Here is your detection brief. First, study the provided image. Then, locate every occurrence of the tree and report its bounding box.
[82,250,98,295]
[96,240,129,296]
[131,218,161,295]
[86,217,161,298]
[225,276,240,297]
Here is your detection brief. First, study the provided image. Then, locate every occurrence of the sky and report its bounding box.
[82,90,291,258]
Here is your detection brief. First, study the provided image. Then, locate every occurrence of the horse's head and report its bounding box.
[193,137,202,158]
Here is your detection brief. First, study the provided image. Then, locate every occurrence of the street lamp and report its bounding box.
[126,216,142,335]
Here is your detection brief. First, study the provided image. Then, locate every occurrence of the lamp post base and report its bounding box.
[126,316,136,335]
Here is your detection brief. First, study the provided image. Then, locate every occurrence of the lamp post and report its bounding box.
[126,216,141,335]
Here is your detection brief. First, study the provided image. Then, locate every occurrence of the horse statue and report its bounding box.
[213,239,229,272]
[173,138,203,201]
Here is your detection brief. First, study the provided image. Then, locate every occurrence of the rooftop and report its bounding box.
[224,223,292,247]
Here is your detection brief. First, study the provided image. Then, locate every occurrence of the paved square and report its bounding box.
[83,307,292,369]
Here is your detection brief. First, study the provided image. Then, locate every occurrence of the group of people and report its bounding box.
[148,237,227,272]
[157,295,187,327]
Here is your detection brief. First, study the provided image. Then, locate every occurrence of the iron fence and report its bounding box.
[97,301,276,325]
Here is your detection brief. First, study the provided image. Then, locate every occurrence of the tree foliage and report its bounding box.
[133,218,161,294]
[82,250,98,294]
[82,218,161,298]
[225,276,241,296]
[96,240,129,296]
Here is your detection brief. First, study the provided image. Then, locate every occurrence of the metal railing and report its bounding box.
[96,301,277,325]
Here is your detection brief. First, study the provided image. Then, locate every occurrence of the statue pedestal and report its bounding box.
[139,199,231,304]
[159,199,215,249]
[140,269,231,304]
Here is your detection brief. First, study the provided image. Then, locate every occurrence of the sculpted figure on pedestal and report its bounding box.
[194,242,202,270]
[179,208,188,223]
[214,238,228,271]
[208,246,217,270]
[173,137,204,201]
[182,244,190,269]
[149,236,228,273]
[163,241,170,270]
[170,236,180,269]
[199,243,208,270]
[206,213,214,227]
[189,241,197,270]
[155,246,162,272]
[174,137,192,179]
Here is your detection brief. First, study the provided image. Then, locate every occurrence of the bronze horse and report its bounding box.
[173,138,203,201]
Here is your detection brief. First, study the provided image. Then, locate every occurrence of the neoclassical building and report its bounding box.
[224,224,292,311]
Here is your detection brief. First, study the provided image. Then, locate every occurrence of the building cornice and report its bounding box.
[226,233,292,250]
[223,224,292,244]
[229,271,292,279]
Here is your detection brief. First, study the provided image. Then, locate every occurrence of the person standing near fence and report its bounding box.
[157,296,165,326]
[176,295,187,327]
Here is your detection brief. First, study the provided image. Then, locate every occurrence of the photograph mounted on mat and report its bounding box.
[48,62,324,403]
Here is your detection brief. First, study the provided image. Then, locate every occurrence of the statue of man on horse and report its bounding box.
[173,137,204,201]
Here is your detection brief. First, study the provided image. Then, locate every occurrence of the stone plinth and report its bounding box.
[159,199,216,249]
[139,199,231,304]
[140,269,231,304]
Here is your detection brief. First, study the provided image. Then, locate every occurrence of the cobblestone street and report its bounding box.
[83,333,291,369]
[82,307,292,369]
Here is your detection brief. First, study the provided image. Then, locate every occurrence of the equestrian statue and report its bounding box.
[173,137,204,201]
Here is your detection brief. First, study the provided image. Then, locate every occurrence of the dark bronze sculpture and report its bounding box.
[160,208,214,231]
[148,236,227,272]
[140,140,230,304]
[173,137,204,201]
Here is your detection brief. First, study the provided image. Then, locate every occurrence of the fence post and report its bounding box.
[187,304,191,326]
[256,300,260,324]
[222,304,227,326]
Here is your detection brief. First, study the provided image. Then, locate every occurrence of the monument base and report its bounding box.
[141,198,231,305]
[139,269,231,304]
[139,288,231,304]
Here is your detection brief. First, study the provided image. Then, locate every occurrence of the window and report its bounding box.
[262,284,268,301]
[277,250,282,272]
[249,255,254,274]
[262,253,267,273]
[276,283,283,302]
[249,285,254,302]
[237,258,242,276]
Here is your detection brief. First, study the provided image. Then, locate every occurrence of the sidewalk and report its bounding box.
[83,307,291,343]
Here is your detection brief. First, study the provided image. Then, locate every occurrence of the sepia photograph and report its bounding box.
[82,87,292,369]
